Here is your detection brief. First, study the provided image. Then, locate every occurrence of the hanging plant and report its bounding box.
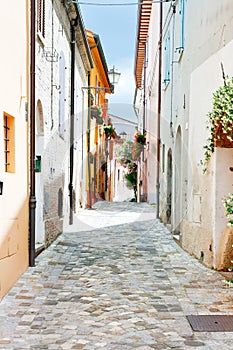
[223,193,233,226]
[134,131,146,145]
[90,105,104,124]
[103,124,115,139]
[200,77,233,172]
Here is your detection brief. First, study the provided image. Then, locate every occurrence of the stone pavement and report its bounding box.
[1,202,233,349]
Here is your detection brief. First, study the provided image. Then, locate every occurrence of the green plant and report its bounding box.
[223,193,233,226]
[134,131,146,145]
[115,140,135,166]
[103,124,115,139]
[125,167,137,200]
[115,140,138,200]
[226,279,233,286]
[90,105,104,124]
[200,77,233,172]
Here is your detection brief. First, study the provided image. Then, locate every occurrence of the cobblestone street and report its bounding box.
[1,202,233,349]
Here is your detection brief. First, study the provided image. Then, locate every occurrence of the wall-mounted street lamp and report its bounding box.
[108,66,121,93]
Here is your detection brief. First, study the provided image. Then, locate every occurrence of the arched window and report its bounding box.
[36,100,44,136]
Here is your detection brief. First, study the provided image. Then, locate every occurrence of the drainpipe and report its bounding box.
[142,43,147,200]
[87,71,92,208]
[143,44,147,135]
[156,1,163,219]
[50,0,54,130]
[170,3,176,137]
[29,0,36,267]
[69,20,78,225]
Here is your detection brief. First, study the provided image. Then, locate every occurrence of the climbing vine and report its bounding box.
[223,193,233,226]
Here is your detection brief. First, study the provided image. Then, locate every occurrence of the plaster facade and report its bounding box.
[135,0,233,268]
[86,30,112,205]
[0,1,29,298]
[35,0,91,246]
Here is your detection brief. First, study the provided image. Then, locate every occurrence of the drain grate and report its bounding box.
[187,315,233,332]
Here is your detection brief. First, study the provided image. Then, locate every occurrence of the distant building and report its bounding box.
[108,113,137,141]
[108,113,137,202]
[86,30,113,205]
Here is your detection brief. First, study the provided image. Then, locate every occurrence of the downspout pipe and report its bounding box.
[69,19,78,225]
[87,71,92,208]
[156,1,163,219]
[143,44,146,135]
[29,0,36,267]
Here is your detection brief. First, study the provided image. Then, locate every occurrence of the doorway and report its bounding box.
[166,149,172,223]
[35,100,45,247]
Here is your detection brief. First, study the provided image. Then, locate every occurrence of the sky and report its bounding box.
[79,0,138,122]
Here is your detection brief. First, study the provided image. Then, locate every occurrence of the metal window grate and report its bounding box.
[3,115,10,172]
[37,0,45,38]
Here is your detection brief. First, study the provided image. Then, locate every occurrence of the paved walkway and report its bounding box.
[1,202,233,349]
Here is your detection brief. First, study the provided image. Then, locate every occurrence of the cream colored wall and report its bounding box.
[213,148,233,268]
[0,1,29,298]
[183,25,233,267]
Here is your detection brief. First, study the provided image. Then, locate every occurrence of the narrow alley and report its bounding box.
[1,202,233,349]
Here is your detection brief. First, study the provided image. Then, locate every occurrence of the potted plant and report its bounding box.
[134,131,146,145]
[90,105,104,125]
[103,124,115,139]
[200,76,233,172]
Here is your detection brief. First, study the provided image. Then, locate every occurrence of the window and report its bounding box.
[164,31,171,86]
[3,112,15,173]
[37,0,45,38]
[58,188,63,218]
[162,144,165,173]
[176,0,186,54]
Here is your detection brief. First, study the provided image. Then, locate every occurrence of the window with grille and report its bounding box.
[3,112,15,173]
[37,0,45,38]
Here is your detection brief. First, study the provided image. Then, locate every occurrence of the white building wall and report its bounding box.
[187,39,233,267]
[163,0,233,267]
[137,0,233,268]
[146,4,160,205]
[35,0,89,244]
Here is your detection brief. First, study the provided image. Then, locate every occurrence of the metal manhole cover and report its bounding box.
[187,315,233,332]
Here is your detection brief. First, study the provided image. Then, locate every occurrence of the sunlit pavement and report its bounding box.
[1,202,233,349]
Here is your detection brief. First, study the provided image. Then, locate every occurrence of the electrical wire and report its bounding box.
[76,0,172,6]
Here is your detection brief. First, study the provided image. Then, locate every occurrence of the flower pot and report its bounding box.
[214,123,233,148]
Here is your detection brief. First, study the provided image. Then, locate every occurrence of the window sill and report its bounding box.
[163,80,170,91]
[37,32,45,47]
[175,47,184,62]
